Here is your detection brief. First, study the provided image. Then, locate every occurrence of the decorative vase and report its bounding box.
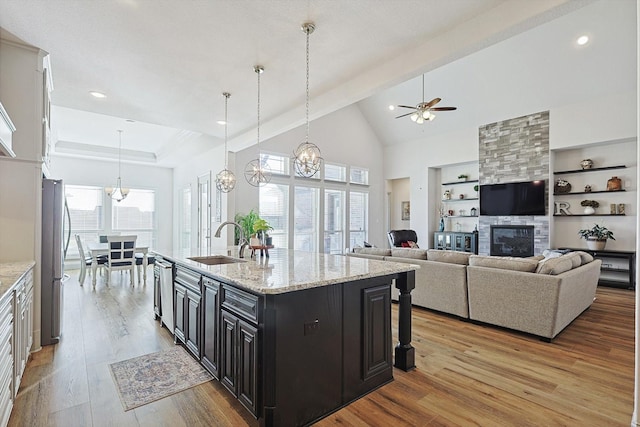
[443,190,451,200]
[438,217,445,232]
[607,176,622,191]
[586,238,607,251]
[583,206,595,215]
[580,159,593,169]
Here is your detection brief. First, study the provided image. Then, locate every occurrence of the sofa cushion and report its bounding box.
[469,255,539,272]
[427,250,471,265]
[574,250,594,265]
[564,252,582,268]
[536,256,573,275]
[353,247,391,256]
[391,248,428,260]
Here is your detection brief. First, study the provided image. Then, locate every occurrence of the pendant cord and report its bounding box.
[305,26,310,143]
[117,130,122,179]
[257,69,261,150]
[223,93,229,167]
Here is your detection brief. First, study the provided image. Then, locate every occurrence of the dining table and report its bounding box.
[86,242,149,286]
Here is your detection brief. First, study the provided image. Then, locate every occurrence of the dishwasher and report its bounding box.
[156,259,174,333]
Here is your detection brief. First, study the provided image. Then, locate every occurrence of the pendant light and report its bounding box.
[293,22,322,178]
[105,129,129,202]
[244,65,271,187]
[215,92,236,193]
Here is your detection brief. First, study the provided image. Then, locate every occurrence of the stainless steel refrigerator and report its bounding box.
[41,178,64,345]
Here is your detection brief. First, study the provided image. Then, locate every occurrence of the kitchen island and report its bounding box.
[152,248,417,427]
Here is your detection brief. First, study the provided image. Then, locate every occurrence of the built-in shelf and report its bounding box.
[553,190,626,195]
[553,214,627,217]
[442,179,479,186]
[445,215,479,218]
[554,165,626,175]
[441,197,479,202]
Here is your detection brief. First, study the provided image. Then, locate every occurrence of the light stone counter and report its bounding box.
[0,261,35,299]
[153,247,418,295]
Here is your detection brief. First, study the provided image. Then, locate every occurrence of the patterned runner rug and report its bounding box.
[109,346,213,411]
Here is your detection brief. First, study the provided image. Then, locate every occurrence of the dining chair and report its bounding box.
[75,234,106,286]
[105,235,137,285]
[135,252,155,284]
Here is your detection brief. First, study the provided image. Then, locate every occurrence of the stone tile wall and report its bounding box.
[478,111,550,255]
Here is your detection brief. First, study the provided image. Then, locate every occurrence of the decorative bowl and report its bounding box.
[554,179,572,194]
[580,159,593,169]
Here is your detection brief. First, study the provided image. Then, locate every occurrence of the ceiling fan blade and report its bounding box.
[397,105,418,110]
[395,112,415,119]
[425,97,441,108]
[431,107,457,111]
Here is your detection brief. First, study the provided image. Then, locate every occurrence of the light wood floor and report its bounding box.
[8,269,635,426]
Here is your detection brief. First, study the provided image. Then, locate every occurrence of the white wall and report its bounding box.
[383,91,637,251]
[234,104,387,248]
[49,155,174,251]
[389,178,410,233]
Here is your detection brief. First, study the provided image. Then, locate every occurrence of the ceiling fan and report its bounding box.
[395,74,457,124]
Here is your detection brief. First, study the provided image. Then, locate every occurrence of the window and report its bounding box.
[259,183,289,248]
[350,167,369,185]
[112,189,156,247]
[349,191,368,248]
[294,186,319,252]
[324,189,345,254]
[66,185,104,258]
[324,163,346,182]
[261,152,290,176]
[198,173,211,251]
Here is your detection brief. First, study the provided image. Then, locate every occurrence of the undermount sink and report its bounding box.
[187,255,246,265]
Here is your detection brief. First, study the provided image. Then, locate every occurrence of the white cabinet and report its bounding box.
[0,101,16,158]
[0,291,13,427]
[13,267,33,397]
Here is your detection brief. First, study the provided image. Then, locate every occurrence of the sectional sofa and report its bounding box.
[346,248,601,340]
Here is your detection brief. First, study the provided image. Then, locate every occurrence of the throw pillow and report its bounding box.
[363,241,373,248]
[401,242,410,247]
[407,241,419,248]
[574,251,594,265]
[536,257,573,275]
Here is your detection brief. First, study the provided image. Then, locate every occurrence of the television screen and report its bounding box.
[479,180,546,216]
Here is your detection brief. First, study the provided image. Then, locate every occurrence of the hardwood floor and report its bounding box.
[9,270,635,426]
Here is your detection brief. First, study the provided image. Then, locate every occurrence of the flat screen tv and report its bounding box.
[480,180,546,216]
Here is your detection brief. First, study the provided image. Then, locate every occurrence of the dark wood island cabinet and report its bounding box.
[155,249,417,427]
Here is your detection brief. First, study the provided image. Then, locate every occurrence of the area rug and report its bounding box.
[109,346,213,411]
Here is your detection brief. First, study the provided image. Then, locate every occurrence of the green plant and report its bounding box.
[580,200,599,208]
[252,218,273,237]
[234,209,260,243]
[458,174,468,180]
[473,184,479,192]
[578,224,615,241]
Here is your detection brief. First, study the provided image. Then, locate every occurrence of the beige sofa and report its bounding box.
[466,252,601,340]
[347,247,471,318]
[347,248,601,340]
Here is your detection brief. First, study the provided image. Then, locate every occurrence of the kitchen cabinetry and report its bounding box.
[153,264,161,320]
[0,288,13,427]
[220,285,259,416]
[13,268,33,396]
[201,277,220,379]
[173,265,201,358]
[434,231,478,254]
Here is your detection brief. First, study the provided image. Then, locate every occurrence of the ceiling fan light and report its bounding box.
[429,112,436,121]
[416,116,424,124]
[410,112,419,122]
[421,110,430,119]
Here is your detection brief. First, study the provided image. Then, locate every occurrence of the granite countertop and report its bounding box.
[0,261,35,299]
[153,247,418,295]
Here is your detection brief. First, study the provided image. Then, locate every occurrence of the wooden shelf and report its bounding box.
[554,165,626,175]
[442,197,478,202]
[442,179,479,186]
[445,215,479,218]
[554,190,626,195]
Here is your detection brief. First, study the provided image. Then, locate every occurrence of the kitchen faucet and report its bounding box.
[214,221,249,258]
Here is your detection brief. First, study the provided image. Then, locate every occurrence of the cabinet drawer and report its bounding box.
[175,266,201,291]
[221,286,259,324]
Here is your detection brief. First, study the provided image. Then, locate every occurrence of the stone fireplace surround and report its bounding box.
[477,111,550,255]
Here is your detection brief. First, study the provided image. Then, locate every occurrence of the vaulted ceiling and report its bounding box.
[0,0,636,167]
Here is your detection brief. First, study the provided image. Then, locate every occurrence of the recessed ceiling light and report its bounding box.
[576,35,589,46]
[388,105,395,111]
[89,91,106,98]
[217,120,226,125]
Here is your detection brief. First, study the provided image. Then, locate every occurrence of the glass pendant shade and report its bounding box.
[215,92,236,193]
[106,130,129,202]
[293,141,321,177]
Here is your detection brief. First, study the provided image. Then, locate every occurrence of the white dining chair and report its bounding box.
[75,234,106,286]
[105,235,137,285]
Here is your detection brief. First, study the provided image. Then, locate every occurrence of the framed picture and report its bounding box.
[401,201,410,220]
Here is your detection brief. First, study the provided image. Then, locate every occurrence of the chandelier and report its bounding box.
[215,92,236,193]
[105,130,129,202]
[292,22,323,178]
[244,65,271,187]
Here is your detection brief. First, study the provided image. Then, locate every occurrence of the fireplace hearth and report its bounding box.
[490,225,534,257]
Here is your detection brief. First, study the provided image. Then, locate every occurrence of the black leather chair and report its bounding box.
[387,229,418,247]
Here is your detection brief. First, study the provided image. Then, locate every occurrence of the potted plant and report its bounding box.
[253,218,273,246]
[578,223,615,250]
[458,174,468,181]
[234,209,260,244]
[580,199,599,215]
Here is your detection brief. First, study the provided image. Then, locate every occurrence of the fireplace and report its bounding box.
[490,225,534,257]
